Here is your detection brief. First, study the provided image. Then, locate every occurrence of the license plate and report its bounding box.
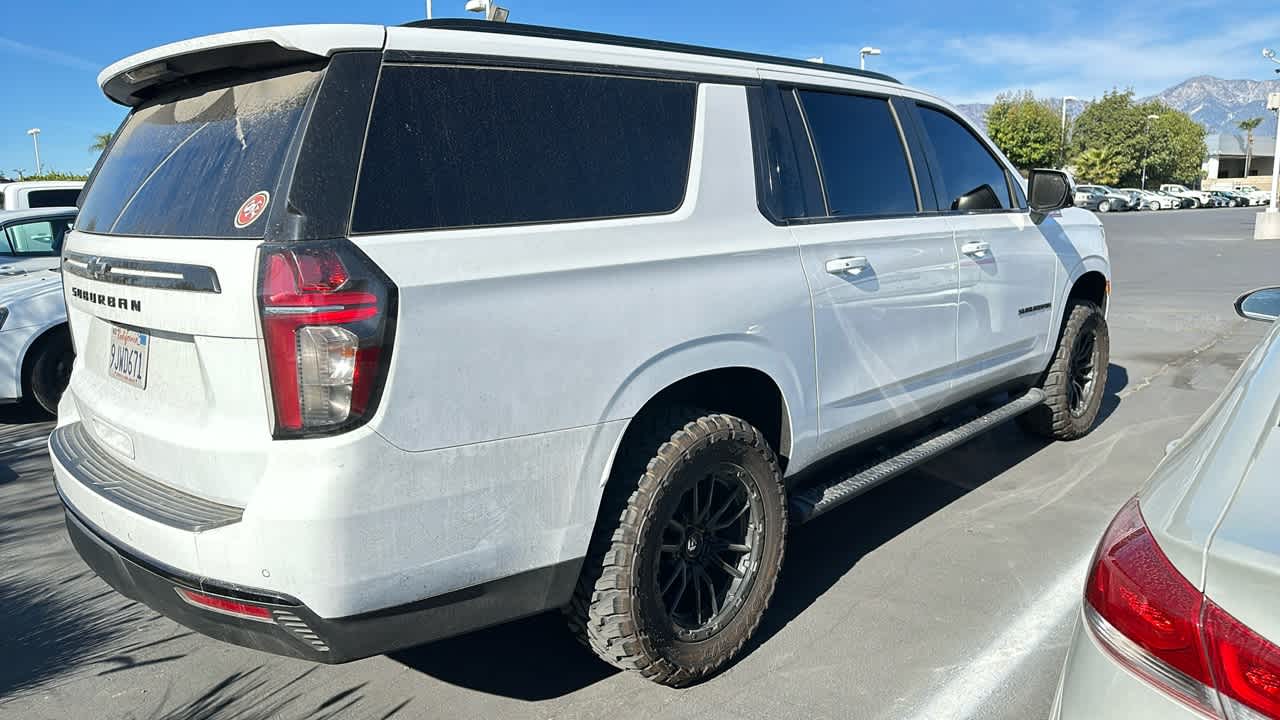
[108,326,149,390]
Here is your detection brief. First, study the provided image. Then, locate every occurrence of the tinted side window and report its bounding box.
[28,189,81,208]
[353,66,697,233]
[917,106,1011,211]
[797,91,917,218]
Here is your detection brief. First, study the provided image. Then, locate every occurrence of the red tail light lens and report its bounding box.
[1084,497,1280,719]
[175,587,273,622]
[1085,497,1218,714]
[1206,602,1280,720]
[258,241,396,438]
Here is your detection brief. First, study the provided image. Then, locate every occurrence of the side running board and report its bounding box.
[789,388,1046,525]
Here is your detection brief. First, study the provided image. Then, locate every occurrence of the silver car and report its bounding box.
[1052,286,1280,720]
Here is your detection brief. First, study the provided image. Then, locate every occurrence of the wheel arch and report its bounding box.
[1065,262,1109,316]
[593,335,811,480]
[621,365,793,465]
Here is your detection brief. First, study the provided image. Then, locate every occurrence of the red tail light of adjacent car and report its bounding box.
[1086,497,1280,720]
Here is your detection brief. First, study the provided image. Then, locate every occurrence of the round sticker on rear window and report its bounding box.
[234,191,270,229]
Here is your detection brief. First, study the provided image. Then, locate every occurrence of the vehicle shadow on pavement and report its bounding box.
[390,611,620,700]
[386,366,1129,699]
[0,403,51,425]
[129,666,413,720]
[0,410,194,699]
[744,362,1128,655]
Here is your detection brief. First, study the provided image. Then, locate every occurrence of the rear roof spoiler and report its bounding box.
[98,24,387,106]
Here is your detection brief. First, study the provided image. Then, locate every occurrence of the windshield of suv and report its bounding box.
[77,68,322,238]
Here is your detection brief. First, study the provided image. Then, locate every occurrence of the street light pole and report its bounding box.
[859,46,881,70]
[1059,96,1077,168]
[1254,49,1280,239]
[1141,114,1160,190]
[26,128,42,176]
[1264,50,1280,214]
[1269,93,1280,213]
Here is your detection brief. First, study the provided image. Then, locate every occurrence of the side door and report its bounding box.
[908,103,1059,399]
[763,83,959,455]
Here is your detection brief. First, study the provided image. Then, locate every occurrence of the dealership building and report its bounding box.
[1203,133,1275,190]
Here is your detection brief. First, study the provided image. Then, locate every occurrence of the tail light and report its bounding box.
[1085,497,1280,719]
[258,241,396,438]
[1206,604,1280,719]
[175,587,273,623]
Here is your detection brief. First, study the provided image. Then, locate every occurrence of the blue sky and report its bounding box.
[3,0,1280,176]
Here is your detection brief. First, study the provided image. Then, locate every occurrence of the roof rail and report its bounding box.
[399,19,899,84]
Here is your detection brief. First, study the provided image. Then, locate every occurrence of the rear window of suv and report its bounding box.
[351,66,697,234]
[77,68,322,238]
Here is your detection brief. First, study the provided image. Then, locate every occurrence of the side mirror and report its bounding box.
[1235,287,1280,322]
[1028,169,1074,214]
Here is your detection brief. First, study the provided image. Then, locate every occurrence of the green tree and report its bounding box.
[22,171,89,181]
[89,132,113,153]
[1070,90,1206,186]
[1072,147,1125,185]
[1140,108,1207,187]
[984,91,1062,170]
[1238,117,1263,177]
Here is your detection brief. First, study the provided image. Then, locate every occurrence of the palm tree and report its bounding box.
[1072,147,1124,186]
[89,132,113,153]
[1237,117,1263,179]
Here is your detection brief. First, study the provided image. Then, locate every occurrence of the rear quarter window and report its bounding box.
[77,68,322,238]
[351,65,697,234]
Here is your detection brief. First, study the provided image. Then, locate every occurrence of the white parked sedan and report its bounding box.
[1120,188,1179,211]
[1052,286,1280,720]
[0,207,74,413]
[1233,185,1273,206]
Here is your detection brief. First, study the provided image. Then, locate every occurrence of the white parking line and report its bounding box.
[903,554,1090,720]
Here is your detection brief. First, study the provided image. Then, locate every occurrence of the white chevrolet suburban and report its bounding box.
[53,20,1111,686]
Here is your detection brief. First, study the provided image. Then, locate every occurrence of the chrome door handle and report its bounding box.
[961,241,991,258]
[825,256,869,275]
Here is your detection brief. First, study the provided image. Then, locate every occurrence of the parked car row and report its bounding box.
[1074,182,1271,213]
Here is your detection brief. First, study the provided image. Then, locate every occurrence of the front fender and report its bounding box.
[1064,255,1111,315]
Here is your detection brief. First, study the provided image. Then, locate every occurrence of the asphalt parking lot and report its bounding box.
[2,206,1276,720]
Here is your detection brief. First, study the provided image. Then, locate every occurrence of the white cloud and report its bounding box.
[790,9,1280,104]
[0,36,99,73]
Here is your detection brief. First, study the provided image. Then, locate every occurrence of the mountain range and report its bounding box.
[956,76,1280,141]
